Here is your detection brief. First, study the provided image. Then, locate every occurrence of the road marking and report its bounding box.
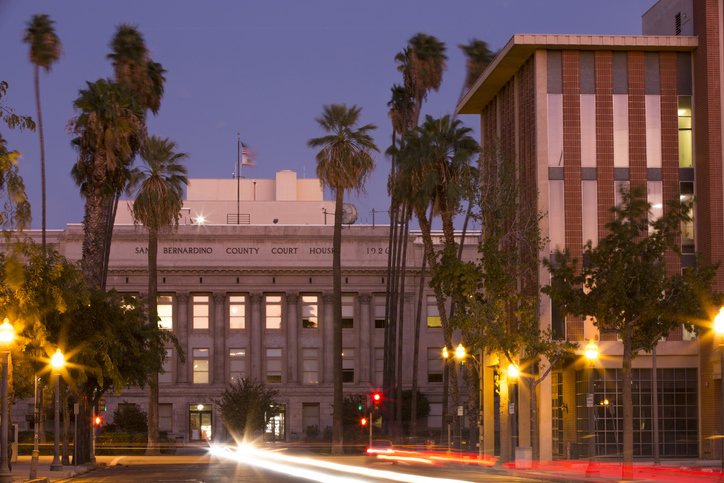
[110,456,126,466]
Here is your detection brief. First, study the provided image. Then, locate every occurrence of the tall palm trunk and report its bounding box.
[331,188,345,455]
[409,253,426,437]
[33,64,47,250]
[82,188,109,289]
[146,224,161,455]
[394,214,409,439]
[383,197,400,435]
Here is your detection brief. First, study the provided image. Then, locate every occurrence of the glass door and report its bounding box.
[189,404,213,441]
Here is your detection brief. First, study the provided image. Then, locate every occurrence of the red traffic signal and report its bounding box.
[360,417,367,426]
[94,416,102,426]
[373,393,381,402]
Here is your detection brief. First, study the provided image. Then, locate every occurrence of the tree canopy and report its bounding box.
[215,378,280,440]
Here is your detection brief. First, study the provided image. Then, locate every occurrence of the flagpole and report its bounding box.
[237,133,240,224]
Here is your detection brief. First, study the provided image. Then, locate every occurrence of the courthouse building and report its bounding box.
[457,0,722,462]
[17,170,477,444]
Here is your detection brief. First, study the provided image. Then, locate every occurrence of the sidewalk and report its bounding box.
[7,455,97,483]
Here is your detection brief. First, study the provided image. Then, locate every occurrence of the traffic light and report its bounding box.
[94,416,102,426]
[373,393,381,403]
[360,417,367,426]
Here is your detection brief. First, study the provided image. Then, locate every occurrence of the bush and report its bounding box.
[110,402,148,434]
[96,432,147,455]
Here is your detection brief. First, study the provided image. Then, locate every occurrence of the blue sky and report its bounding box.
[0,0,656,230]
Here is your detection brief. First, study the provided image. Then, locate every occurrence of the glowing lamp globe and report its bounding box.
[715,308,724,334]
[0,318,13,344]
[455,344,466,360]
[508,364,519,378]
[442,347,449,359]
[585,340,599,361]
[51,349,65,370]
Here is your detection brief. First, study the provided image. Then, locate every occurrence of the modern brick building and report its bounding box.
[457,0,722,462]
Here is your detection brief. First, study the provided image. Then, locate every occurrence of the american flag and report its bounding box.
[240,141,256,167]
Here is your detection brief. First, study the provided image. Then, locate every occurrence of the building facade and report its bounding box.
[458,0,722,461]
[13,170,478,445]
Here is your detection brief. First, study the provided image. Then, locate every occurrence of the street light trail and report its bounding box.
[212,444,480,483]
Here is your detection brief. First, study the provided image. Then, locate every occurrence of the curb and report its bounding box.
[24,479,49,483]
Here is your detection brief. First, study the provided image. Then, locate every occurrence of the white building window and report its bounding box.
[613,94,629,167]
[375,348,384,384]
[580,94,597,167]
[302,296,319,329]
[646,95,662,168]
[230,348,246,384]
[342,295,355,329]
[548,93,563,167]
[159,403,172,432]
[265,296,282,329]
[427,347,443,383]
[549,180,565,252]
[582,180,598,246]
[428,402,442,428]
[374,296,386,329]
[342,348,355,383]
[157,295,173,330]
[193,348,209,384]
[427,295,441,328]
[159,348,173,384]
[266,348,282,383]
[302,403,320,434]
[192,295,209,330]
[229,295,246,329]
[302,348,319,384]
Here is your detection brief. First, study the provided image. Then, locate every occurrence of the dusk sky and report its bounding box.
[1,0,656,230]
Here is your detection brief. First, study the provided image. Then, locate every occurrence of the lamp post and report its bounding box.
[507,363,519,462]
[50,349,64,471]
[585,340,598,474]
[451,344,484,459]
[714,308,724,470]
[0,318,14,483]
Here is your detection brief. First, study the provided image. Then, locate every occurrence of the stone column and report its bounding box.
[359,293,372,383]
[176,293,189,384]
[286,294,299,383]
[213,293,226,385]
[250,293,263,382]
[322,292,334,384]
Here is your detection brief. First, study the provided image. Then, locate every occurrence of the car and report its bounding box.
[366,439,396,464]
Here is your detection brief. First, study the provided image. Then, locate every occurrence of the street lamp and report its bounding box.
[50,349,64,471]
[585,339,598,474]
[0,318,14,483]
[451,344,485,459]
[714,308,724,470]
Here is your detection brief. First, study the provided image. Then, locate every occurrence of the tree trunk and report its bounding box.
[61,381,70,465]
[395,215,409,441]
[409,254,426,438]
[529,376,539,462]
[146,225,161,455]
[81,187,109,290]
[622,327,634,473]
[382,198,399,436]
[73,393,90,465]
[331,188,344,455]
[33,64,47,251]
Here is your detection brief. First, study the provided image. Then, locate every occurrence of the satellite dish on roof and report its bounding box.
[341,203,358,224]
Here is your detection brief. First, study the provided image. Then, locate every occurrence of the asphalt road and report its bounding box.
[69,457,556,483]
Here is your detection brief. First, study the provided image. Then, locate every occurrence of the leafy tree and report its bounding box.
[129,135,188,455]
[70,78,145,289]
[0,134,31,235]
[215,378,280,440]
[543,184,721,465]
[399,389,430,430]
[23,13,62,250]
[308,104,378,454]
[0,81,35,133]
[111,402,148,433]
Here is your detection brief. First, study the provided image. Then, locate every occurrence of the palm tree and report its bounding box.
[129,135,188,455]
[457,39,495,102]
[99,24,167,291]
[399,114,478,440]
[23,14,62,250]
[395,33,447,126]
[70,79,146,289]
[308,104,378,454]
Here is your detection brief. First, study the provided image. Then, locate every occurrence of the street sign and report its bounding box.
[509,402,515,414]
[457,406,464,416]
[587,393,594,407]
